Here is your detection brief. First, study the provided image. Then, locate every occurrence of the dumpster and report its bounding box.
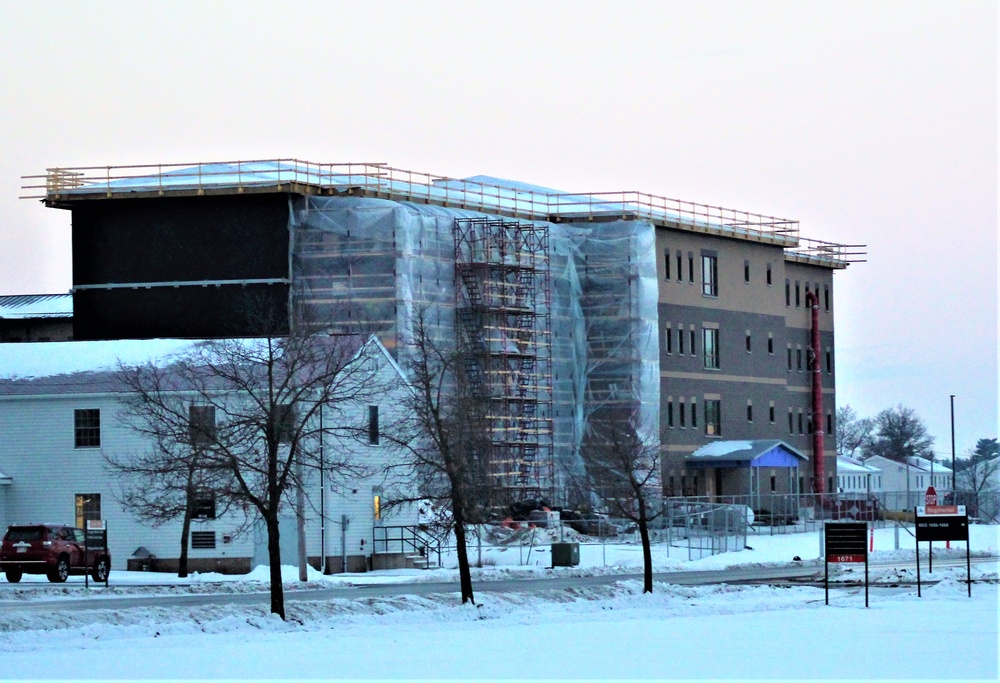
[551,542,580,567]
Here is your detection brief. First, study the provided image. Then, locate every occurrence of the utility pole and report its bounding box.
[950,395,956,493]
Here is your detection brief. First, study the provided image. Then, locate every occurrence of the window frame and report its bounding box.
[74,408,101,449]
[704,399,722,437]
[701,252,718,297]
[702,327,720,370]
[368,405,380,445]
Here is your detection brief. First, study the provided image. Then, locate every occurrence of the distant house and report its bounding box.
[0,293,73,343]
[862,455,952,510]
[836,455,881,494]
[0,336,417,575]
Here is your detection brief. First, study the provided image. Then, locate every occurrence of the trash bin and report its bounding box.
[551,542,580,567]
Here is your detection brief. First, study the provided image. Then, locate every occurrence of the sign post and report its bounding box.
[914,505,970,597]
[924,486,937,568]
[824,522,869,607]
[84,519,109,589]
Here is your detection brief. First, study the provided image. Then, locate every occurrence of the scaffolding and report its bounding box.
[454,218,554,504]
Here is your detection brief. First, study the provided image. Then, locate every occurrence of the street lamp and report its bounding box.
[950,395,956,493]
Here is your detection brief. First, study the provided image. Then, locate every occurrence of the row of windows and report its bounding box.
[73,405,383,449]
[666,398,834,437]
[664,326,833,375]
[838,474,881,490]
[663,250,718,298]
[785,279,831,311]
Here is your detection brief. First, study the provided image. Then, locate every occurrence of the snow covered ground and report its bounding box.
[1,526,997,680]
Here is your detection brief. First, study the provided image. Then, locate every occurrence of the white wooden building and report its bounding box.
[836,455,882,494]
[862,454,952,509]
[0,336,417,575]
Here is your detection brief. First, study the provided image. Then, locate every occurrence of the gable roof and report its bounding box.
[687,440,808,467]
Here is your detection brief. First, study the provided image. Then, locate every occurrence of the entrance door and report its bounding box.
[715,469,724,499]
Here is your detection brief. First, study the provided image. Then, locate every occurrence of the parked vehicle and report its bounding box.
[0,524,110,583]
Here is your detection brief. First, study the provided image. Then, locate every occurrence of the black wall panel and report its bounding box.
[72,194,290,285]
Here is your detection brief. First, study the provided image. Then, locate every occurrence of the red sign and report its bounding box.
[828,554,866,563]
[925,486,937,506]
[924,505,958,515]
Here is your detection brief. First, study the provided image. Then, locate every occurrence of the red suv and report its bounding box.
[0,524,111,583]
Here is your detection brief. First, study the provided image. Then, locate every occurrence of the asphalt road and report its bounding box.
[2,555,992,613]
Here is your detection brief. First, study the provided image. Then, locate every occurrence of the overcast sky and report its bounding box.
[0,1,995,457]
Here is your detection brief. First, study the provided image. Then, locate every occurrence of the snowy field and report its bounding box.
[0,526,997,681]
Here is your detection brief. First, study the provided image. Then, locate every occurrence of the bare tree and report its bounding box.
[576,413,663,593]
[381,312,493,605]
[115,331,378,619]
[862,405,935,463]
[955,448,1000,522]
[836,405,874,458]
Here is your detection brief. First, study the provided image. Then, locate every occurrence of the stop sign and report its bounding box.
[925,486,938,506]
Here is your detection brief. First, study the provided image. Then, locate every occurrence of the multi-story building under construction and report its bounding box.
[20,160,864,505]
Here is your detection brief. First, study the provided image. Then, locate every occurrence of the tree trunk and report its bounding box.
[178,505,192,578]
[296,454,308,582]
[638,499,653,593]
[452,511,475,604]
[266,513,286,620]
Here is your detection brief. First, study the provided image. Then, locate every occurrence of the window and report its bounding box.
[745,330,752,353]
[767,334,774,355]
[74,409,101,448]
[826,349,832,374]
[796,347,803,371]
[787,346,793,371]
[701,253,718,296]
[665,324,673,354]
[667,400,674,428]
[766,263,772,286]
[704,399,721,436]
[689,328,696,356]
[679,401,686,428]
[75,493,101,529]
[769,402,775,424]
[744,260,750,283]
[770,475,776,492]
[788,409,794,434]
[191,531,216,549]
[373,486,383,522]
[676,251,683,282]
[798,411,804,434]
[189,405,216,447]
[826,412,833,435]
[690,399,697,429]
[664,249,671,280]
[678,327,685,355]
[747,402,753,423]
[368,405,380,445]
[785,279,791,306]
[795,281,801,307]
[273,404,295,444]
[703,328,719,369]
[193,490,216,519]
[824,285,830,311]
[688,253,695,283]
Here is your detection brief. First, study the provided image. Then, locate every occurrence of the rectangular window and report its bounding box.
[679,401,686,428]
[788,410,794,434]
[369,405,380,445]
[704,399,721,436]
[747,402,753,423]
[676,251,683,282]
[273,404,295,444]
[770,475,776,493]
[678,327,685,355]
[766,263,772,286]
[744,260,750,283]
[785,279,791,306]
[701,253,718,296]
[767,334,774,355]
[703,328,719,369]
[189,405,216,447]
[191,531,216,549]
[745,330,752,353]
[769,402,775,424]
[667,400,674,428]
[666,325,673,354]
[690,329,696,356]
[787,346,793,371]
[798,411,804,435]
[824,285,830,311]
[826,412,833,435]
[193,490,216,519]
[796,347,803,371]
[74,409,101,448]
[795,281,801,307]
[826,349,832,374]
[690,399,697,429]
[74,493,101,529]
[373,487,383,521]
[688,253,695,284]
[664,249,671,280]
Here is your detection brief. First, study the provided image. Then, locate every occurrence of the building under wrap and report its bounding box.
[22,160,863,505]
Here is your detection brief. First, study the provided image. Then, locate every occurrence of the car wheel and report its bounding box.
[4,570,22,583]
[92,557,109,582]
[48,556,70,583]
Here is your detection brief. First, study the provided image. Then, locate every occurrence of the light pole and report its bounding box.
[950,395,956,493]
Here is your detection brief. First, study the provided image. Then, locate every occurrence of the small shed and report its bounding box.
[686,440,808,503]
